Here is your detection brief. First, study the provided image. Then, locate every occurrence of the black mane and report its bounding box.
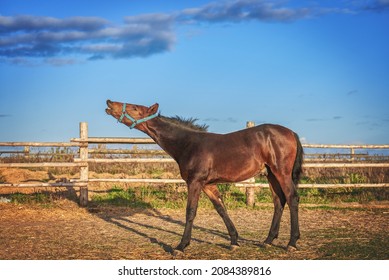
[160,115,209,132]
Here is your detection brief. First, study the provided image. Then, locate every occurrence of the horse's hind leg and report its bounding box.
[203,184,239,248]
[273,172,300,249]
[286,185,300,249]
[264,169,286,245]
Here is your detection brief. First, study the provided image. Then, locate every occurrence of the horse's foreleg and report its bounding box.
[175,181,202,253]
[264,170,286,245]
[203,184,239,248]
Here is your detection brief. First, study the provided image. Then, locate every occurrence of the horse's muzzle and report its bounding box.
[105,100,113,115]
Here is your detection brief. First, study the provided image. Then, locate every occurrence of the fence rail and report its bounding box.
[1,122,389,206]
[71,137,155,144]
[0,142,82,147]
[303,144,389,149]
[0,162,87,168]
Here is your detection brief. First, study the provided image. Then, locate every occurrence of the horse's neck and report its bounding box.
[140,117,197,161]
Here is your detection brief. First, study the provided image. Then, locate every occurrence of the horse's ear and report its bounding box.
[148,103,159,114]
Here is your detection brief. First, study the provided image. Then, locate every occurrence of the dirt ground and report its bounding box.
[0,199,388,260]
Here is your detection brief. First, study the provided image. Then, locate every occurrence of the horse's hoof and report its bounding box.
[230,244,240,251]
[287,245,297,252]
[172,249,184,257]
[263,242,272,248]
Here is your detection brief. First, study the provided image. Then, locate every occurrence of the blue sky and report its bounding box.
[1,0,388,144]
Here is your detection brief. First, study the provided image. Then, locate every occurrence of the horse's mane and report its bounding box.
[160,115,209,132]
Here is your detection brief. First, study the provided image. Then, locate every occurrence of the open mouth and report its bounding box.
[105,100,113,115]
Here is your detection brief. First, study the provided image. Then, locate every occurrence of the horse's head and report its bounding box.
[106,100,159,129]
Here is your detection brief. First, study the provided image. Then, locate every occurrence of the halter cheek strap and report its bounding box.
[118,103,158,129]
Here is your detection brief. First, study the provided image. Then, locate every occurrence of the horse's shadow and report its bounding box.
[89,206,260,254]
[103,211,176,254]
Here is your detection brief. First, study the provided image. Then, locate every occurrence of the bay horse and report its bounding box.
[105,100,303,253]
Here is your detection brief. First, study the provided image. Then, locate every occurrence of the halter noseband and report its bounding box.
[118,103,158,129]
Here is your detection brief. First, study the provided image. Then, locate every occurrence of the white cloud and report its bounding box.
[0,0,383,65]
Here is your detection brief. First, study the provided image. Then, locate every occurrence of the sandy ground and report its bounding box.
[1,199,388,260]
[1,167,388,259]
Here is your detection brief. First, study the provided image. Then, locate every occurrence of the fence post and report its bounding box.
[79,122,89,207]
[24,146,30,159]
[245,121,256,207]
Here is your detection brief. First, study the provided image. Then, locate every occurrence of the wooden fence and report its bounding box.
[1,122,389,206]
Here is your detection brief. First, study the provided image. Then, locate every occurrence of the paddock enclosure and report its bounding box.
[1,122,388,259]
[1,122,388,205]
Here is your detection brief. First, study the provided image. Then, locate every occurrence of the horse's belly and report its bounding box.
[211,157,265,183]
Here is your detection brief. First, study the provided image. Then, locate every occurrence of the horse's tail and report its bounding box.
[292,133,304,187]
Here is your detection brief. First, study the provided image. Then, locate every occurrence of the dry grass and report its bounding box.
[1,163,388,260]
[0,199,388,260]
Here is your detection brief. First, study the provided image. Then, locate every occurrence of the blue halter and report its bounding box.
[118,103,158,129]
